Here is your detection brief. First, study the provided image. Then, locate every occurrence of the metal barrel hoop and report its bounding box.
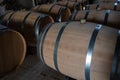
[34,15,43,41]
[56,6,64,22]
[96,4,99,9]
[104,10,110,25]
[85,24,102,80]
[110,30,120,80]
[0,11,11,24]
[117,63,120,80]
[84,10,89,20]
[85,5,90,10]
[72,2,78,13]
[48,3,56,13]
[72,10,78,20]
[54,21,71,73]
[69,10,77,20]
[38,23,53,64]
[6,12,15,27]
[34,13,48,41]
[117,0,120,3]
[114,3,118,10]
[21,12,31,34]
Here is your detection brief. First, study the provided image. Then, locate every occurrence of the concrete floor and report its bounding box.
[0,54,67,80]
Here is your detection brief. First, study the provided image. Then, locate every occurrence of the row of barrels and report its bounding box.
[0,0,120,80]
[32,3,120,29]
[0,4,56,76]
[31,4,71,22]
[1,5,120,47]
[2,11,54,47]
[96,0,120,3]
[51,0,119,3]
[35,1,120,80]
[85,1,120,11]
[52,0,120,11]
[70,10,120,29]
[34,1,120,80]
[0,10,55,76]
[0,2,78,77]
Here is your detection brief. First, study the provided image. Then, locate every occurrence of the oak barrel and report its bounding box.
[85,3,120,11]
[61,0,87,3]
[70,10,120,29]
[56,1,81,12]
[99,0,119,3]
[32,4,71,22]
[0,25,26,77]
[2,11,54,46]
[38,21,120,80]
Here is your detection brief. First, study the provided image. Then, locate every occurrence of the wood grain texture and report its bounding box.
[32,4,71,22]
[0,29,26,77]
[2,11,54,47]
[71,10,120,29]
[38,21,119,80]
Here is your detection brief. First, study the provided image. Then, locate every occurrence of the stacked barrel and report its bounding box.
[31,4,71,22]
[85,1,120,11]
[0,0,72,77]
[2,11,54,47]
[0,0,120,80]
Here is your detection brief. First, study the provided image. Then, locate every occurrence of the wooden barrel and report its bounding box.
[61,0,87,3]
[1,11,14,25]
[38,21,120,80]
[90,0,119,3]
[32,4,71,22]
[85,4,101,10]
[2,11,54,47]
[70,10,120,29]
[56,1,82,12]
[85,3,120,11]
[0,25,26,77]
[99,0,119,3]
